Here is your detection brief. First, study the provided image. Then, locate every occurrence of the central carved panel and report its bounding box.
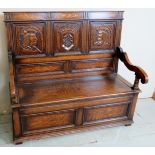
[54,22,82,54]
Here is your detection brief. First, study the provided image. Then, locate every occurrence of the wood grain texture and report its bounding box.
[21,109,75,133]
[17,75,132,105]
[71,58,113,73]
[16,61,65,75]
[84,103,128,124]
[4,11,123,22]
[4,11,147,144]
[20,95,132,114]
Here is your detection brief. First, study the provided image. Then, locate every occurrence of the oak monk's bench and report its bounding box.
[4,11,148,144]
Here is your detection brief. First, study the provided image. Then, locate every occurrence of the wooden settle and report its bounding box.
[4,11,148,144]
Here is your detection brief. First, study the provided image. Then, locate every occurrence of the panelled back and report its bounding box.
[5,11,123,83]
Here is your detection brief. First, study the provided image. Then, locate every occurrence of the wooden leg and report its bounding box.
[127,93,139,120]
[14,142,23,145]
[125,124,132,126]
[12,108,23,145]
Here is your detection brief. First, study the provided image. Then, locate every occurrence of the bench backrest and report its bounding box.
[4,11,123,83]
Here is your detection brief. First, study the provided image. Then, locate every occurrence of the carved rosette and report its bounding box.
[90,22,114,50]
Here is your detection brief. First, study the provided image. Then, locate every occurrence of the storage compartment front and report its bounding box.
[21,109,75,134]
[83,103,129,125]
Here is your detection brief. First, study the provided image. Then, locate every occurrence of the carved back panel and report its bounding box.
[54,22,82,55]
[12,22,46,55]
[90,22,115,51]
[5,11,123,83]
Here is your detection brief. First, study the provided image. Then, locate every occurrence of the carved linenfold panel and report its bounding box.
[90,22,115,50]
[54,22,82,54]
[13,23,46,55]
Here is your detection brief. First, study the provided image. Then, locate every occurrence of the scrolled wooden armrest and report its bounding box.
[116,47,148,89]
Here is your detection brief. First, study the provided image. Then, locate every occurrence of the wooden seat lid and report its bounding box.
[17,74,136,106]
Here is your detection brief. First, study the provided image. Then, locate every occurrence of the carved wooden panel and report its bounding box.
[89,22,115,51]
[53,22,82,54]
[21,109,75,133]
[13,22,46,55]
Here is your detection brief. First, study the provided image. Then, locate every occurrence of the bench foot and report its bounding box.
[14,142,23,145]
[125,124,132,126]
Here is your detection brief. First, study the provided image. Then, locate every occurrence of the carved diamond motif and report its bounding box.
[62,33,74,51]
[54,22,82,53]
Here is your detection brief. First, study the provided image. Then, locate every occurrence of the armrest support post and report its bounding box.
[132,75,140,90]
[116,47,148,89]
[8,52,18,105]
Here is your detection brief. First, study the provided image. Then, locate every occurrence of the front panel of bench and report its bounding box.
[20,95,131,135]
[21,109,75,134]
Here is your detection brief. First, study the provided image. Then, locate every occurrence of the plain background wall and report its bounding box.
[0,8,155,114]
[120,9,155,98]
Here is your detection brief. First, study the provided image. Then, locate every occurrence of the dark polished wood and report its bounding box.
[116,47,148,89]
[4,11,148,144]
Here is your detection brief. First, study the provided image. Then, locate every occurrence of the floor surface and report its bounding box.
[0,98,155,147]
